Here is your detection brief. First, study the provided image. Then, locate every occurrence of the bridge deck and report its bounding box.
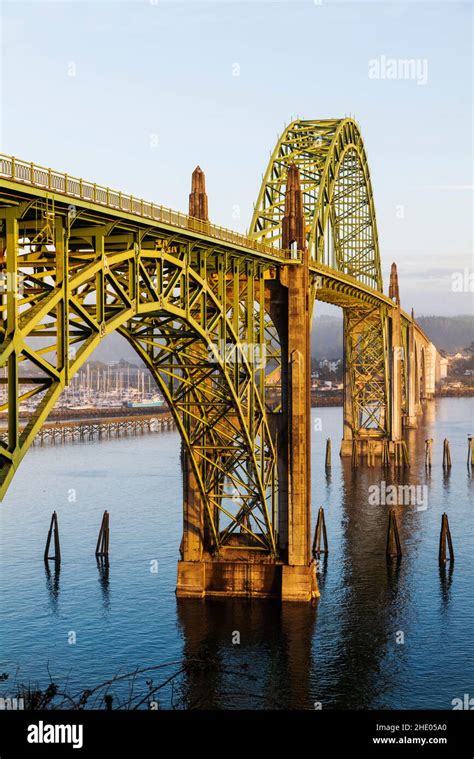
[0,152,426,332]
[0,153,285,263]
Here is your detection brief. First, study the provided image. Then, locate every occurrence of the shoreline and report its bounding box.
[0,390,471,426]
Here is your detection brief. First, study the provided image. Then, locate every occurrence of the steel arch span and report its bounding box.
[0,118,439,601]
[250,119,389,441]
[251,118,382,289]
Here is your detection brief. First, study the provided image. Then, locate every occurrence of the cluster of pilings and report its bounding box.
[44,510,110,564]
[338,438,411,469]
[325,436,474,471]
[424,436,474,471]
[31,414,175,446]
[386,508,455,564]
[312,506,455,565]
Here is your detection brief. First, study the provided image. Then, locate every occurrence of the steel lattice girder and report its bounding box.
[0,117,429,552]
[343,307,390,435]
[250,119,389,434]
[250,119,382,291]
[0,202,279,553]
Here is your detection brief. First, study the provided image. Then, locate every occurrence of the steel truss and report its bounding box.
[0,118,429,560]
[0,202,278,552]
[250,119,389,437]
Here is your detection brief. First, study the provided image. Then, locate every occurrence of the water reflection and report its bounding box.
[386,556,402,593]
[316,554,329,593]
[176,598,316,709]
[328,457,413,708]
[96,557,111,613]
[439,561,454,610]
[44,560,61,614]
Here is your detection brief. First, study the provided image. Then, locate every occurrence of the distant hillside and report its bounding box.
[311,314,343,360]
[310,314,474,359]
[89,331,140,363]
[88,314,471,364]
[91,316,345,364]
[416,316,474,353]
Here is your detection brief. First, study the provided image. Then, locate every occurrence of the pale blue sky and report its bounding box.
[0,0,472,315]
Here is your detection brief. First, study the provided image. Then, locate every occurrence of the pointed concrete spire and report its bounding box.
[189,165,208,221]
[282,163,306,252]
[389,262,400,305]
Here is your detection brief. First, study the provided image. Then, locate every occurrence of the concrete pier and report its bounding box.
[177,164,318,602]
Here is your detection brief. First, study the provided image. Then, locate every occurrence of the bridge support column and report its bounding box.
[177,327,207,598]
[339,305,393,459]
[280,254,318,602]
[405,313,418,428]
[340,311,354,457]
[177,162,317,602]
[389,306,403,442]
[279,163,318,601]
[176,452,205,597]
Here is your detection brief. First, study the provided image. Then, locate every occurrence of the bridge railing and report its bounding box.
[0,154,286,260]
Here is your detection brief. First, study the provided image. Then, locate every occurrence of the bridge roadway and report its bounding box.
[0,153,429,340]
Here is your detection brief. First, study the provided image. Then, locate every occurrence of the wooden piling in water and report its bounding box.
[393,440,410,468]
[439,512,454,563]
[351,440,359,468]
[424,438,433,469]
[325,438,331,470]
[44,511,61,562]
[367,440,376,467]
[386,509,402,558]
[312,506,328,557]
[467,436,474,470]
[382,440,390,468]
[95,510,110,558]
[442,438,452,470]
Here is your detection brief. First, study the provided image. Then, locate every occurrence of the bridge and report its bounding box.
[0,118,440,601]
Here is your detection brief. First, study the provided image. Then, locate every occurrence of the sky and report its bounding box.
[0,0,472,316]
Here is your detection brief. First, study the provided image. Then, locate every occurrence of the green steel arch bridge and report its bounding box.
[0,119,440,601]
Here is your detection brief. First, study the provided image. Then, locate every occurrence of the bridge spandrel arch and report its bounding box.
[119,287,279,559]
[0,208,279,559]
